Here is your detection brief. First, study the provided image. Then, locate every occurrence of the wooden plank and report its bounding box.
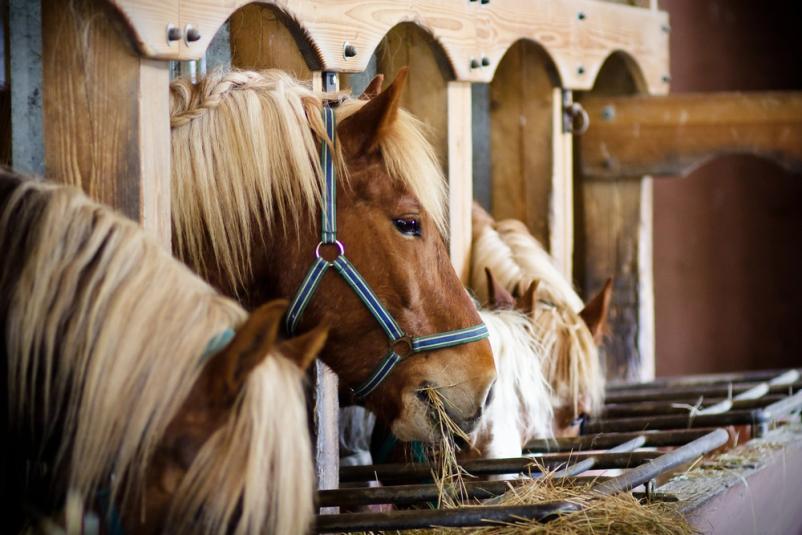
[447,81,472,283]
[575,51,654,382]
[550,88,574,279]
[41,0,171,245]
[375,22,450,170]
[229,3,313,78]
[107,0,669,92]
[489,40,556,248]
[0,0,9,167]
[581,92,802,179]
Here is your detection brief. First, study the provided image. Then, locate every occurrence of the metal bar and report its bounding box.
[605,382,801,404]
[602,396,785,418]
[316,501,582,533]
[607,368,800,391]
[525,428,716,453]
[339,452,662,484]
[760,389,802,421]
[584,409,767,433]
[321,476,615,508]
[592,428,730,496]
[551,436,645,478]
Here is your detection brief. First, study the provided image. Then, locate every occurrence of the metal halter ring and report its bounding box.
[315,240,345,261]
[390,335,414,359]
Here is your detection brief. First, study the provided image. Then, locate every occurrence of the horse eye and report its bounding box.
[393,218,421,237]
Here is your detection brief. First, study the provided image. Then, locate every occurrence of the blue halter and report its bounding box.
[285,107,489,399]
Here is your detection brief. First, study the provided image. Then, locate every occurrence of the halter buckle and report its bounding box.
[389,335,414,359]
[315,240,344,262]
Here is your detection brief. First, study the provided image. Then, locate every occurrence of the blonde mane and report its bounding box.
[1,175,313,534]
[473,309,553,457]
[470,207,604,417]
[170,69,447,292]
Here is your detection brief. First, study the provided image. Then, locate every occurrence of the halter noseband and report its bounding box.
[285,106,489,399]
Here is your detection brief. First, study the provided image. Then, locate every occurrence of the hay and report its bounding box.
[377,389,697,534]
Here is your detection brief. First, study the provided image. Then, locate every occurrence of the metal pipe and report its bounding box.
[551,436,645,478]
[605,381,800,404]
[583,408,767,433]
[524,428,716,453]
[592,428,729,496]
[316,501,582,533]
[339,451,662,483]
[603,396,785,418]
[606,368,800,392]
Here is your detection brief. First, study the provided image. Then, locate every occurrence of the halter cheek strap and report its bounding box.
[286,106,489,399]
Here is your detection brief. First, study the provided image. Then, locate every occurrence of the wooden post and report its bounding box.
[41,0,171,246]
[550,88,574,280]
[575,53,654,382]
[447,80,473,283]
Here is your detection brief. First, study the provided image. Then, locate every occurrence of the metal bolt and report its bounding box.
[661,23,671,33]
[601,105,616,121]
[662,74,671,83]
[184,24,201,44]
[577,12,586,20]
[470,58,481,69]
[343,42,357,59]
[166,23,182,44]
[480,0,490,4]
[577,65,585,76]
[481,56,490,67]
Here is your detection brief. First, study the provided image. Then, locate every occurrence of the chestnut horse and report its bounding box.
[0,171,324,534]
[471,204,611,436]
[169,69,495,441]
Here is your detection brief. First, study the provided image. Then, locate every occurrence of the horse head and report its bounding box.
[170,68,496,442]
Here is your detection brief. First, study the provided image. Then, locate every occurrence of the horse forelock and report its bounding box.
[0,175,248,511]
[169,69,448,293]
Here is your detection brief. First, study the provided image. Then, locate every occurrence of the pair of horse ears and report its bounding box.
[209,300,328,398]
[338,68,409,156]
[484,268,613,343]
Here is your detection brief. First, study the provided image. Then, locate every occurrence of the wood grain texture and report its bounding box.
[311,360,340,508]
[107,0,669,92]
[230,3,313,78]
[575,50,653,382]
[581,92,802,179]
[376,22,450,170]
[489,40,556,248]
[446,81,472,284]
[42,0,171,246]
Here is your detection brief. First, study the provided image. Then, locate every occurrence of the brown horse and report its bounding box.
[169,69,496,441]
[471,204,611,437]
[0,171,324,534]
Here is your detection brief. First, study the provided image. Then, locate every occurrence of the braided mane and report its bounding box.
[170,69,447,293]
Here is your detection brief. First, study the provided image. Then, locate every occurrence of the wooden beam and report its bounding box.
[108,0,669,92]
[581,92,802,179]
[41,0,171,247]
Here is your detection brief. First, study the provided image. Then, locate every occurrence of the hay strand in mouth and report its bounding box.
[420,387,475,508]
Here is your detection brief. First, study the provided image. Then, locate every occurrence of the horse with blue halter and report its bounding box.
[169,68,496,441]
[0,170,324,534]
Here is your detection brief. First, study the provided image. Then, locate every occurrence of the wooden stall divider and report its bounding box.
[41,0,172,247]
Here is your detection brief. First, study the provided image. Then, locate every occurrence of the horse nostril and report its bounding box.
[482,380,496,410]
[416,381,435,403]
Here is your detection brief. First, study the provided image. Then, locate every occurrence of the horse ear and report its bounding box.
[516,280,540,315]
[209,300,288,397]
[276,325,329,371]
[338,67,408,156]
[579,278,613,343]
[359,74,385,100]
[485,268,514,309]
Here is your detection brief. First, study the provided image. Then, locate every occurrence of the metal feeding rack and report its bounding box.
[315,369,802,533]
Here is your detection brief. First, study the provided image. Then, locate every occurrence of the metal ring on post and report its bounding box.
[567,102,590,135]
[315,240,345,261]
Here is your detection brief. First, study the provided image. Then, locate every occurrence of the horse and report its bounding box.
[470,203,611,437]
[169,68,496,441]
[0,170,324,534]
